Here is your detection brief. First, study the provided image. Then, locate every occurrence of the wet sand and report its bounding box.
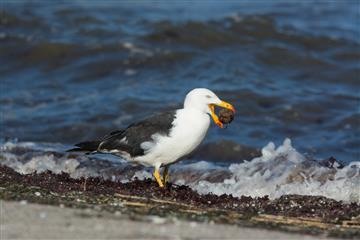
[2,201,336,240]
[0,165,359,239]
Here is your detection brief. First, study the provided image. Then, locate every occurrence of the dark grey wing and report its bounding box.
[98,111,176,157]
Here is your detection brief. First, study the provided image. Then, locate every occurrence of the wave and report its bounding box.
[181,139,359,203]
[0,139,359,203]
[145,15,358,50]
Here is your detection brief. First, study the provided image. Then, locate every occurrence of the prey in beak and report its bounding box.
[208,100,235,128]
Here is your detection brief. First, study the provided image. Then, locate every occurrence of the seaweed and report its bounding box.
[0,165,359,238]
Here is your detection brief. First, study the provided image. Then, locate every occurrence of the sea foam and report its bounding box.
[183,139,360,203]
[1,139,359,202]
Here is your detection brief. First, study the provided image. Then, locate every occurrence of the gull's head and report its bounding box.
[184,88,235,128]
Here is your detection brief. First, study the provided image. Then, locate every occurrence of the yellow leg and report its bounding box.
[163,166,170,184]
[153,169,164,188]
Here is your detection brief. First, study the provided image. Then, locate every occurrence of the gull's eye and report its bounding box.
[205,95,212,99]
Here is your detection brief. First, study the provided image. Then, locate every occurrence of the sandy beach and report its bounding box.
[1,165,359,239]
[2,201,336,240]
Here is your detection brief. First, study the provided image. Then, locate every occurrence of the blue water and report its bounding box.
[1,0,359,163]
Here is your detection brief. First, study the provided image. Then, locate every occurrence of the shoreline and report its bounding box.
[0,165,359,239]
[1,201,339,240]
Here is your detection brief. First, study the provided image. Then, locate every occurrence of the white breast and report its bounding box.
[134,108,210,167]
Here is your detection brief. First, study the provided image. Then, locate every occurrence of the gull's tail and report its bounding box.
[67,141,101,154]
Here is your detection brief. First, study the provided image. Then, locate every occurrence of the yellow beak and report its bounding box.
[208,100,236,128]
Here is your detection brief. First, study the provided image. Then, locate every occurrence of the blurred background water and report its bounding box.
[1,0,359,163]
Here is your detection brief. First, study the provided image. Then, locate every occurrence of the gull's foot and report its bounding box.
[153,169,164,188]
[162,166,170,185]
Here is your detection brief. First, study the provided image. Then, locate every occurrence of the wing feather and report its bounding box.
[98,111,176,157]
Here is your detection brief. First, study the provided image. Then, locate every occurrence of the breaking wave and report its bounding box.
[0,139,359,203]
[183,139,360,203]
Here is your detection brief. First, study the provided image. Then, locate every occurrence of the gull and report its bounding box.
[68,88,235,187]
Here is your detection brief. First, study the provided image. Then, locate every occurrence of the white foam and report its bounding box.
[1,152,80,175]
[1,139,359,202]
[0,140,88,178]
[182,139,360,203]
[135,169,153,179]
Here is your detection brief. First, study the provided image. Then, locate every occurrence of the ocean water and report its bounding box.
[1,1,359,201]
